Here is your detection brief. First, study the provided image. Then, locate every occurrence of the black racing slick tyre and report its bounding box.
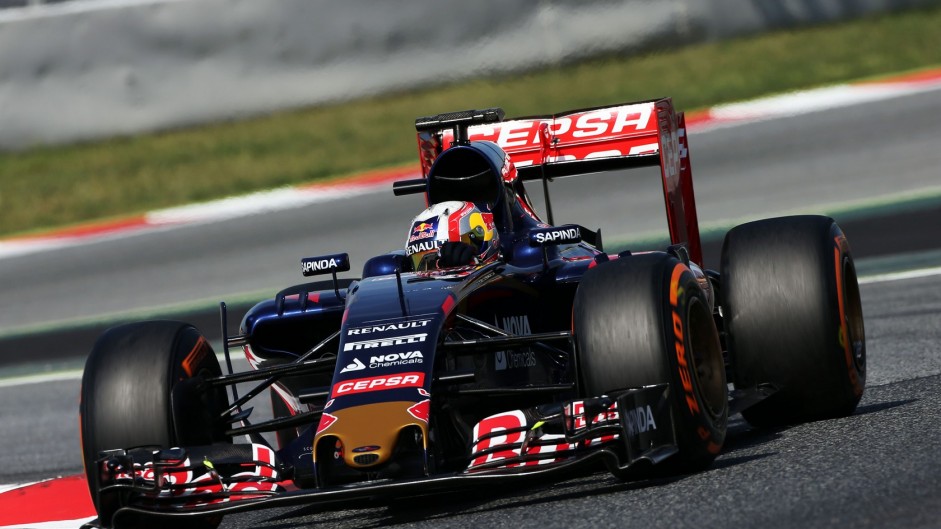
[574,253,728,473]
[79,321,230,528]
[721,215,866,427]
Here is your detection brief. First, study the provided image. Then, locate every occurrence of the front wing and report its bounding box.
[84,385,677,528]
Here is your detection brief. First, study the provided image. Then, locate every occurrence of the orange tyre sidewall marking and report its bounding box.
[833,236,863,396]
[669,263,719,453]
[181,336,210,378]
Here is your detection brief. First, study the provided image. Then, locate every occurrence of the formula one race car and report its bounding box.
[79,99,867,528]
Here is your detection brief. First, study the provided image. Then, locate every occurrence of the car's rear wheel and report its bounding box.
[574,253,728,474]
[80,321,230,528]
[721,215,866,426]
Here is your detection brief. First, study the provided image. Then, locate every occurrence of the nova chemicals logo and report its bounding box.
[370,350,423,368]
[340,357,366,373]
[339,352,424,371]
[494,315,535,371]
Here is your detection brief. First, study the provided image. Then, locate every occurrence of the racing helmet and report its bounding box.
[405,201,500,271]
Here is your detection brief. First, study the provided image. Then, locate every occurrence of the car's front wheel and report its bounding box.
[574,253,728,474]
[80,321,230,528]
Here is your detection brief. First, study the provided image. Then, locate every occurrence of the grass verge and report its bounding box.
[3,6,941,238]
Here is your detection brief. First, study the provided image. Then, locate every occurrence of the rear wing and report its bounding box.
[413,98,703,266]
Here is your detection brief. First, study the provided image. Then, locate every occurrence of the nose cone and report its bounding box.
[315,401,428,469]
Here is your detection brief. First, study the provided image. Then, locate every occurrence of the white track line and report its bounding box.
[0,370,84,389]
[0,177,407,260]
[0,517,96,529]
[858,266,941,284]
[695,79,941,132]
[0,479,96,527]
[146,178,408,226]
[0,0,187,22]
[0,482,30,494]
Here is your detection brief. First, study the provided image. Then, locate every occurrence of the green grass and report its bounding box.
[3,6,941,238]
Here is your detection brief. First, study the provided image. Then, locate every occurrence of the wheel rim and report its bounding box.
[842,258,866,374]
[688,298,727,419]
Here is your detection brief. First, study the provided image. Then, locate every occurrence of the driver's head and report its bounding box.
[405,201,499,271]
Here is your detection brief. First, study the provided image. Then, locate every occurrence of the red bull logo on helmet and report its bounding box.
[409,219,438,243]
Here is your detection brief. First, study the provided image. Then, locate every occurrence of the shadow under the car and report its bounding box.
[261,468,670,527]
[257,404,915,527]
[853,398,917,416]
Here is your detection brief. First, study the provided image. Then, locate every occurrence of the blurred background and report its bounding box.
[2,0,941,356]
[2,0,939,149]
[2,0,941,240]
[2,4,941,525]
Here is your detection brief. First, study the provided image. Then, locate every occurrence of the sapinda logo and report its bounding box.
[332,372,425,397]
[304,258,337,272]
[301,255,348,276]
[531,227,580,245]
[622,405,658,436]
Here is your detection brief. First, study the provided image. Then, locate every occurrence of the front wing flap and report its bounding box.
[467,384,676,472]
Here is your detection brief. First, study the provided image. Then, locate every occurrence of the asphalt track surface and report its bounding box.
[1,273,939,528]
[1,88,940,527]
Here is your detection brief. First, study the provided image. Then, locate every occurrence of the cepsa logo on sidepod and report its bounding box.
[332,372,425,397]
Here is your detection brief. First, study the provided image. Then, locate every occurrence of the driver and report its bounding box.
[405,201,500,271]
